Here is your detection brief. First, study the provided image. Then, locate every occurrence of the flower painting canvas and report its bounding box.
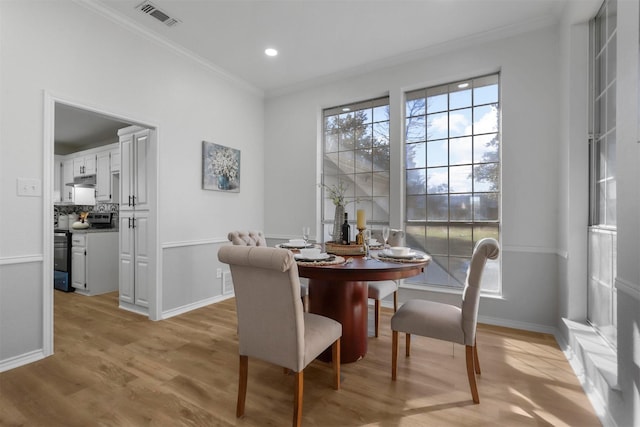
[202,141,240,192]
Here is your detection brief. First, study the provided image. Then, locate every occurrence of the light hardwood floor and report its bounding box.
[0,291,601,426]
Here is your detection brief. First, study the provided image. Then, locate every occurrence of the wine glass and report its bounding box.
[302,226,310,245]
[363,229,372,259]
[382,226,390,249]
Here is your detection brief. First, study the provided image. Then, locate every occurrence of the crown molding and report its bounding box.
[74,0,264,98]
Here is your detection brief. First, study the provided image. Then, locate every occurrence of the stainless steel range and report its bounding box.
[54,230,73,292]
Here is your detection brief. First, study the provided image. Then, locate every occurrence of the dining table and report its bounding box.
[295,248,430,363]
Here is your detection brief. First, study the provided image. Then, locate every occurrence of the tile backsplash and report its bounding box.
[54,203,119,228]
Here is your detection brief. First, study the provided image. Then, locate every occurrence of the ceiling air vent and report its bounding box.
[136,1,181,27]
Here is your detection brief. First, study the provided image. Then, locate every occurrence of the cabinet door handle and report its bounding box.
[128,195,132,207]
[128,217,132,229]
[132,195,136,207]
[132,218,136,229]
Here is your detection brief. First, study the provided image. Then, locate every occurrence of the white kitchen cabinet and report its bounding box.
[119,210,149,308]
[71,231,118,296]
[110,149,120,172]
[62,158,75,203]
[73,154,96,177]
[120,128,150,211]
[95,151,111,202]
[118,126,154,313]
[53,155,62,202]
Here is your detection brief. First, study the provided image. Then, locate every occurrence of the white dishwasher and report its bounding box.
[71,231,119,296]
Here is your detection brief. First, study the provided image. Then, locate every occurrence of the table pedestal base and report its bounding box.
[308,279,368,363]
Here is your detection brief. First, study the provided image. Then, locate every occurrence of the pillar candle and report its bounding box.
[356,209,366,228]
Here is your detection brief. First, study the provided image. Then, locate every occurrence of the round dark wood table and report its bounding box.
[296,252,429,363]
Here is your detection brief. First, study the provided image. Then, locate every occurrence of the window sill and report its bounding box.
[560,318,621,411]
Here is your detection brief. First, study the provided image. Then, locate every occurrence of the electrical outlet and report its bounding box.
[216,268,222,278]
[17,178,41,197]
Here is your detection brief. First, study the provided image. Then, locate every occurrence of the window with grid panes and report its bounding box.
[587,0,617,348]
[321,97,390,242]
[404,74,501,292]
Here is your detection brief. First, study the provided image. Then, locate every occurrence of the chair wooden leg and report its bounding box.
[473,340,481,375]
[405,333,411,357]
[237,355,248,417]
[465,345,480,404]
[391,330,398,380]
[293,371,303,427]
[393,289,398,312]
[374,299,380,337]
[332,339,341,390]
[302,295,309,312]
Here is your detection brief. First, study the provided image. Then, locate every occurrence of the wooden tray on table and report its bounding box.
[324,241,365,256]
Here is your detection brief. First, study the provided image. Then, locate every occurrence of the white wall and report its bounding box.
[265,25,563,330]
[0,1,264,365]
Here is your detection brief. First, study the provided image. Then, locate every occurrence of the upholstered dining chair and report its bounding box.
[218,245,341,427]
[228,230,309,310]
[390,238,500,404]
[368,229,405,337]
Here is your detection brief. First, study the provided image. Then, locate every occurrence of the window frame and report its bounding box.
[402,74,502,294]
[321,97,391,242]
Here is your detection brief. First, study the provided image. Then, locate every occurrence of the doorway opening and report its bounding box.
[43,93,159,357]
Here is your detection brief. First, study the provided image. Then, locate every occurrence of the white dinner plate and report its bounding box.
[381,249,418,259]
[279,243,315,249]
[294,253,331,261]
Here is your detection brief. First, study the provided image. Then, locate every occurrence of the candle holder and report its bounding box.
[356,227,366,245]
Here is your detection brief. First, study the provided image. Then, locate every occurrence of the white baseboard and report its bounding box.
[0,349,46,373]
[476,314,558,335]
[162,293,235,320]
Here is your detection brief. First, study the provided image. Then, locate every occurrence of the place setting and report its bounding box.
[277,226,316,249]
[373,245,432,264]
[294,247,345,266]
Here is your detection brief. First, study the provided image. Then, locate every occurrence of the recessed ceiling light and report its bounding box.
[342,107,351,112]
[265,48,278,57]
[458,82,470,89]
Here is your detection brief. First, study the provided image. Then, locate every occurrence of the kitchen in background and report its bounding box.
[53,103,131,297]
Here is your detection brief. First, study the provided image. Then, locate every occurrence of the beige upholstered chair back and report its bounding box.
[217,245,306,371]
[460,238,500,345]
[371,229,405,246]
[227,230,267,247]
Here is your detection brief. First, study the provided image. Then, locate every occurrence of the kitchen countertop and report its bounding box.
[68,228,119,233]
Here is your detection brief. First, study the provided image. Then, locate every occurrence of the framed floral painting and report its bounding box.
[202,141,240,192]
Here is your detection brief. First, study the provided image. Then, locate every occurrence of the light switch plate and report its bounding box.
[17,178,42,197]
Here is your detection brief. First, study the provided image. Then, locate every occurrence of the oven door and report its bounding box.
[54,232,69,272]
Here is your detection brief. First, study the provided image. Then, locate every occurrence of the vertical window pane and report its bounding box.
[474,84,498,105]
[426,140,448,167]
[474,163,499,192]
[450,136,472,165]
[406,142,426,169]
[449,108,472,138]
[474,134,499,163]
[427,93,448,113]
[474,194,499,221]
[405,73,501,293]
[406,169,426,195]
[449,165,472,193]
[427,195,448,221]
[427,167,448,193]
[324,97,390,235]
[406,195,426,220]
[426,225,448,254]
[450,89,472,109]
[427,112,448,140]
[406,116,426,142]
[473,105,499,134]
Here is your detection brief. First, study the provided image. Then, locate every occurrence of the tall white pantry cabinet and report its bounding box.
[118,126,153,314]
